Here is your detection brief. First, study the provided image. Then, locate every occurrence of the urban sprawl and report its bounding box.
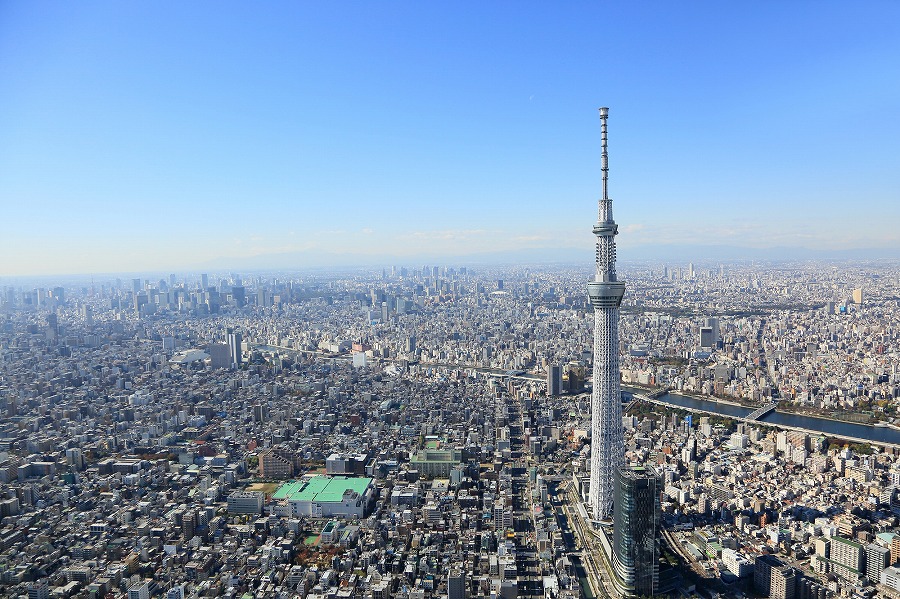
[2,260,900,599]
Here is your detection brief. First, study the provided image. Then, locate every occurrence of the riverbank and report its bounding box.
[631,391,900,450]
[776,406,878,427]
[625,384,752,410]
[626,384,880,427]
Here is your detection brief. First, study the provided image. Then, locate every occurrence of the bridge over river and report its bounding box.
[625,388,900,448]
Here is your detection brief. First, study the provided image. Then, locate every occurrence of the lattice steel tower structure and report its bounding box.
[588,107,626,521]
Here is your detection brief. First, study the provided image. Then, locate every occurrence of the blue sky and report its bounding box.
[1,2,899,276]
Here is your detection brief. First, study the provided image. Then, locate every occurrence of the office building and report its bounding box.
[447,569,467,599]
[587,107,626,520]
[208,343,231,369]
[227,329,242,367]
[231,285,246,307]
[226,491,265,515]
[409,447,464,478]
[27,581,49,599]
[612,465,660,597]
[699,326,715,349]
[547,365,562,396]
[706,317,720,345]
[253,404,267,423]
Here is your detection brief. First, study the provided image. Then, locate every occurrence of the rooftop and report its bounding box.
[273,475,371,503]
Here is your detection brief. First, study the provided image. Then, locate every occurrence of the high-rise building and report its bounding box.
[830,536,865,581]
[208,343,231,369]
[231,285,246,307]
[587,107,626,520]
[227,329,242,367]
[612,466,660,597]
[447,569,467,599]
[708,317,720,342]
[46,313,59,339]
[754,555,796,599]
[65,448,84,470]
[253,404,267,423]
[700,317,720,348]
[182,510,197,540]
[867,543,890,584]
[258,448,295,479]
[547,365,562,396]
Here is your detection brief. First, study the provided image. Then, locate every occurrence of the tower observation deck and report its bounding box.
[588,107,626,520]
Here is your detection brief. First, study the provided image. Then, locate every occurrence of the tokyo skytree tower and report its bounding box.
[587,107,626,521]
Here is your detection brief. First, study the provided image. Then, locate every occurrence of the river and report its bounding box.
[624,387,900,447]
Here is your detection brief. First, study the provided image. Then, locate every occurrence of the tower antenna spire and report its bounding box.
[587,106,626,520]
[600,106,609,201]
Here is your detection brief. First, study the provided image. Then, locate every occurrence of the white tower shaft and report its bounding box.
[587,107,625,520]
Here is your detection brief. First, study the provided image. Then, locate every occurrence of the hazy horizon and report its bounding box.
[5,243,900,285]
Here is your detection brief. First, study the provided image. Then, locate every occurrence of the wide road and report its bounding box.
[506,393,544,598]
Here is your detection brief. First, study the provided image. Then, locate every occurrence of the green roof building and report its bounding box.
[274,475,374,518]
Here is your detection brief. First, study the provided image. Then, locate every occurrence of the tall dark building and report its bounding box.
[253,404,267,423]
[231,285,246,307]
[447,569,466,599]
[612,465,660,597]
[547,365,562,396]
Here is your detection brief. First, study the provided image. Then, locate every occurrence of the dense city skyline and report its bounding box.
[2,2,900,276]
[3,260,900,597]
